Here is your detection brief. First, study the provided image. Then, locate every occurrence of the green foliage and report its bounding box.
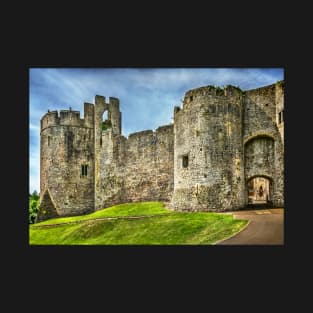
[225,85,244,95]
[29,202,248,245]
[101,120,112,131]
[277,80,285,89]
[31,190,39,200]
[206,85,225,96]
[29,191,39,224]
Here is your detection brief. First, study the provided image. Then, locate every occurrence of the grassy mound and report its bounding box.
[35,202,169,226]
[29,202,248,245]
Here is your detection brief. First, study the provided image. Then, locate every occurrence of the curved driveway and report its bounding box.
[218,208,284,245]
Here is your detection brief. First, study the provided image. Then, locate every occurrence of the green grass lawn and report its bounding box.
[29,202,248,245]
[35,201,169,226]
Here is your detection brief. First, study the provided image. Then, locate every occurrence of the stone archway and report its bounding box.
[247,176,272,205]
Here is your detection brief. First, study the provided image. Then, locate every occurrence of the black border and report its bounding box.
[7,42,303,300]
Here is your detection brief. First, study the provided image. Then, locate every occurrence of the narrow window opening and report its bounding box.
[190,96,193,102]
[278,111,283,124]
[182,155,189,168]
[48,136,51,146]
[81,164,88,177]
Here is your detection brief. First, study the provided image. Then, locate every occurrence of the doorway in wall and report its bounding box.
[247,177,271,204]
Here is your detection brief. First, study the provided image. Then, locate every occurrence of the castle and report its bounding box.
[37,81,284,221]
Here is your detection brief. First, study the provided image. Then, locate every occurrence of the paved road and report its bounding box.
[218,208,284,245]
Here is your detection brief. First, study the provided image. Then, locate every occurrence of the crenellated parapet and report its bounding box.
[108,97,121,135]
[59,109,82,126]
[40,110,59,130]
[181,85,244,111]
[40,107,94,132]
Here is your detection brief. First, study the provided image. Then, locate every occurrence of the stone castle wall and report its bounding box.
[38,80,284,220]
[171,85,245,211]
[91,95,174,210]
[39,107,95,220]
[243,82,284,206]
[95,125,174,209]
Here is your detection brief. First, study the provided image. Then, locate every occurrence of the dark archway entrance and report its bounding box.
[247,176,272,205]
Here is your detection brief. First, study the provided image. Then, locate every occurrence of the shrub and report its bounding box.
[29,191,39,224]
[101,120,112,131]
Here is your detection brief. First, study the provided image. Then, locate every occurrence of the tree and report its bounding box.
[29,190,39,224]
[31,190,39,200]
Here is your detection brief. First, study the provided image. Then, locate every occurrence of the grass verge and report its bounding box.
[35,202,169,226]
[30,202,248,245]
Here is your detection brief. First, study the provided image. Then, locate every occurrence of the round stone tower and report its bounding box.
[171,85,245,212]
[38,104,95,221]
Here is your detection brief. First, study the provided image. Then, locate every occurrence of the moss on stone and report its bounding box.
[101,119,112,131]
[277,80,285,89]
[226,85,244,95]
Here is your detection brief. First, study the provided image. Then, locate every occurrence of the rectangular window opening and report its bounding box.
[81,164,88,177]
[182,155,189,168]
[278,111,283,124]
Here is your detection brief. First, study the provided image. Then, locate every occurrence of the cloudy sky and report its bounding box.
[29,68,284,193]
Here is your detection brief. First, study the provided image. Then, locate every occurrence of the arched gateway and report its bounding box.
[247,176,272,205]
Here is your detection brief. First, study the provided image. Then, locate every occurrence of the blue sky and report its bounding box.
[29,68,284,193]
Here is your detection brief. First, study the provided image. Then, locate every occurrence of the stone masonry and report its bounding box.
[37,81,284,221]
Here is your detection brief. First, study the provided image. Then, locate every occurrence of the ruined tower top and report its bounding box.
[182,85,244,110]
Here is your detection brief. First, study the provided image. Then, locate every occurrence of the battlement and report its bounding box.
[185,84,244,98]
[155,124,174,133]
[127,124,173,140]
[59,110,81,125]
[40,111,59,130]
[95,95,120,108]
[244,81,284,103]
[245,82,276,97]
[41,95,121,132]
[183,85,244,109]
[109,97,119,106]
[128,130,153,139]
[41,107,92,131]
[95,95,106,105]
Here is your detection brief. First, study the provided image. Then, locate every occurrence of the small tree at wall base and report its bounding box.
[29,191,39,224]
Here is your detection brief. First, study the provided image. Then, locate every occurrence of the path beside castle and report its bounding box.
[218,208,284,245]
